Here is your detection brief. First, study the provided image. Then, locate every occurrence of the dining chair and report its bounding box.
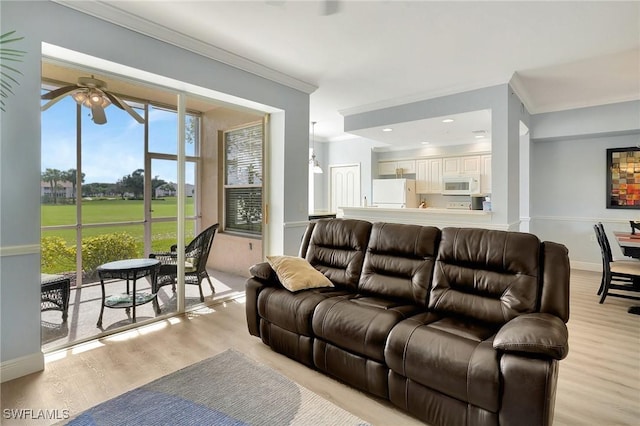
[593,223,640,304]
[149,223,219,307]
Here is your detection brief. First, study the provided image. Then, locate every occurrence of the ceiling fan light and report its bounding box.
[72,91,87,104]
[90,92,102,104]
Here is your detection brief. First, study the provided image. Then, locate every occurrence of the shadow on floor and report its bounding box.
[41,269,247,351]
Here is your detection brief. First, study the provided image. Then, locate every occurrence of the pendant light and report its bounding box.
[309,121,323,174]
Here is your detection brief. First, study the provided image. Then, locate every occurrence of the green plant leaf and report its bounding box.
[0,30,25,112]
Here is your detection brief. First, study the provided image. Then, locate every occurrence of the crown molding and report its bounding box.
[508,72,535,113]
[52,1,317,95]
[528,94,640,115]
[338,78,510,117]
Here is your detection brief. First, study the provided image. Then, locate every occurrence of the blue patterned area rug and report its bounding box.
[63,349,368,426]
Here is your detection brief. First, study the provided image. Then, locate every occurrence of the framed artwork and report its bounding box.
[607,147,640,209]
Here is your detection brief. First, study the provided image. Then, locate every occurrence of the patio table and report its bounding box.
[96,258,160,327]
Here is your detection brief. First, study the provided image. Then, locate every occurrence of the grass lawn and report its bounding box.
[42,197,196,273]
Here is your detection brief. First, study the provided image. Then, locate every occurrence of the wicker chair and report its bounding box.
[149,223,219,307]
[41,274,71,321]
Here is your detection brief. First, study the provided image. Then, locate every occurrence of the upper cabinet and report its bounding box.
[378,159,416,176]
[386,154,490,195]
[443,155,481,175]
[416,159,443,194]
[480,154,491,194]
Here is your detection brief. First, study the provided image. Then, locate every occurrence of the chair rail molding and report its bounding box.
[534,216,636,224]
[0,244,40,257]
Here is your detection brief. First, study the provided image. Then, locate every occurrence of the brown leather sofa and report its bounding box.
[246,219,570,426]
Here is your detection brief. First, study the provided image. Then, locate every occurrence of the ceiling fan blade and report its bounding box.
[41,88,82,111]
[41,85,77,100]
[103,91,145,124]
[91,104,107,125]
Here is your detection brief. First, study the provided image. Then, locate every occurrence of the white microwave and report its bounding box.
[442,175,481,195]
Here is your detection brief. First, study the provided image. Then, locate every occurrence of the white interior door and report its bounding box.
[329,164,360,216]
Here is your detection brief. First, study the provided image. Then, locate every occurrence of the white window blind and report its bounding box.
[224,123,263,235]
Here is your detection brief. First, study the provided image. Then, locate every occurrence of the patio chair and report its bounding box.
[41,274,71,322]
[149,223,219,306]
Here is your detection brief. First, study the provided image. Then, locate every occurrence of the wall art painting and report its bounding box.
[607,147,640,209]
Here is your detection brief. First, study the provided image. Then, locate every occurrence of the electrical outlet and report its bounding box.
[446,202,471,209]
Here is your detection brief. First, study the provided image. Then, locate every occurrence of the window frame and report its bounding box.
[222,121,264,237]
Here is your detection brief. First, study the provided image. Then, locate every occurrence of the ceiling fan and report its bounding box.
[41,76,145,125]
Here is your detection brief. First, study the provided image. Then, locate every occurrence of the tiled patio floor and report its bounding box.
[41,269,247,352]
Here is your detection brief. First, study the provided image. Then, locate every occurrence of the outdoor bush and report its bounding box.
[41,232,139,275]
[41,236,75,273]
[81,232,138,272]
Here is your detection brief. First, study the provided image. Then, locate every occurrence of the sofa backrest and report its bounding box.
[302,218,372,290]
[429,227,542,325]
[359,222,441,307]
[540,241,570,322]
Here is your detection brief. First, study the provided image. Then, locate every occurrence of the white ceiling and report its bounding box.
[55,0,640,146]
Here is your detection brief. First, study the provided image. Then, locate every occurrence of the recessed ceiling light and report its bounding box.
[382,128,393,132]
[442,118,454,123]
[421,141,430,145]
[475,135,485,139]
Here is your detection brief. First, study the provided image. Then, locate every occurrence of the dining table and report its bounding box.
[613,231,640,315]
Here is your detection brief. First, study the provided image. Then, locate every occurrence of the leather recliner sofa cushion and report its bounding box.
[386,312,501,413]
[429,227,541,323]
[255,219,372,366]
[313,223,441,362]
[313,296,420,363]
[304,219,372,290]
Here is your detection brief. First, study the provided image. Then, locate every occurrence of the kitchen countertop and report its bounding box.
[344,206,491,215]
[340,206,506,230]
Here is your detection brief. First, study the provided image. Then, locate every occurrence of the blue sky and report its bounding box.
[41,95,195,185]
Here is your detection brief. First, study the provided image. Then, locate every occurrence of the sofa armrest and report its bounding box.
[493,313,569,360]
[249,261,276,282]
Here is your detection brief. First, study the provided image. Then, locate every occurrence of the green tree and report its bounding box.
[151,175,167,199]
[117,169,145,199]
[63,168,85,204]
[41,168,64,204]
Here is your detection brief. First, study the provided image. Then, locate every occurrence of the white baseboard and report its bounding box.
[0,351,44,383]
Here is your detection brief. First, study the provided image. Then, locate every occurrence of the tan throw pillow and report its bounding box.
[266,255,334,292]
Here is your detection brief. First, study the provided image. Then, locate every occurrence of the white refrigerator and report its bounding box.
[372,179,418,208]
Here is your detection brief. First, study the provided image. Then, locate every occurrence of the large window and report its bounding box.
[224,123,263,235]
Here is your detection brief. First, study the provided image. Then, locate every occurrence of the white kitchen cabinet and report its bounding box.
[443,155,481,175]
[378,161,397,175]
[416,160,428,192]
[442,157,461,175]
[396,160,416,174]
[378,160,416,176]
[461,156,481,174]
[481,154,492,194]
[428,158,443,193]
[416,158,442,193]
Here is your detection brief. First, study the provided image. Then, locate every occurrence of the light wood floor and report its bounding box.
[1,269,639,425]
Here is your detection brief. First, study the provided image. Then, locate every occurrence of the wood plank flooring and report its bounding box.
[1,269,639,425]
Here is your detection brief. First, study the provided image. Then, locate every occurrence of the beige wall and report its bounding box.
[200,107,264,277]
